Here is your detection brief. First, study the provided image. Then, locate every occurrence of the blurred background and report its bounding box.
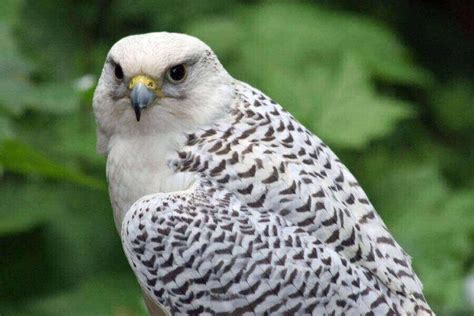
[0,0,473,315]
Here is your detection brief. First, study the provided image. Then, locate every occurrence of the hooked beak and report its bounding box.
[129,75,162,121]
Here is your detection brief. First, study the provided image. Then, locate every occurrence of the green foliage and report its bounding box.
[187,3,429,148]
[6,274,147,316]
[355,144,474,311]
[431,79,474,133]
[0,140,104,190]
[0,179,63,234]
[0,0,472,315]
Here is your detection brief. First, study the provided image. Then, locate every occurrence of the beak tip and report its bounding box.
[133,105,141,122]
[130,82,156,122]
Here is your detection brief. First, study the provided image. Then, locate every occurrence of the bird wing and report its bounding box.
[122,180,409,315]
[170,81,431,312]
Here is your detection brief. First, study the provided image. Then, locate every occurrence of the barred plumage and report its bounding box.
[124,82,432,315]
[94,32,433,315]
[124,181,412,315]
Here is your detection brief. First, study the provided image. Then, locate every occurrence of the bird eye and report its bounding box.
[114,64,124,80]
[167,64,187,83]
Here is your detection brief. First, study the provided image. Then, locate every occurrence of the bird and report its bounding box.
[93,32,433,315]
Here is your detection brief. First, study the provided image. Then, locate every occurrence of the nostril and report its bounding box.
[129,82,157,122]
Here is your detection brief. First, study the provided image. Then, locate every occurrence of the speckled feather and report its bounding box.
[122,81,433,315]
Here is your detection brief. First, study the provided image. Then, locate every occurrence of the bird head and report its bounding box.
[93,32,234,154]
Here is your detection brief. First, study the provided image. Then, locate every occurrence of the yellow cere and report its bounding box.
[129,75,156,89]
[129,75,165,97]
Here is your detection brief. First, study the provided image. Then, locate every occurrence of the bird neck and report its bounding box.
[106,132,195,232]
[104,81,237,233]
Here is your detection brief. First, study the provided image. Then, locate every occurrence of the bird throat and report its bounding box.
[106,133,195,233]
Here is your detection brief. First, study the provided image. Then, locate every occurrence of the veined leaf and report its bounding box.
[188,3,424,149]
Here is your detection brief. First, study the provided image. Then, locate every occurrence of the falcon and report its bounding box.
[93,32,433,315]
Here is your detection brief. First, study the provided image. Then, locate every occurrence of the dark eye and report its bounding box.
[167,64,187,83]
[114,64,124,80]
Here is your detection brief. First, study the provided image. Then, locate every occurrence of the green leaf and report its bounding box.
[15,273,147,316]
[42,184,124,284]
[187,3,423,148]
[304,54,413,147]
[393,190,474,311]
[0,22,36,116]
[24,82,81,114]
[55,112,105,165]
[357,147,473,310]
[0,21,80,116]
[0,183,122,303]
[0,0,22,25]
[0,71,80,116]
[430,79,474,133]
[0,179,63,235]
[0,115,14,142]
[15,0,89,81]
[0,77,35,116]
[0,140,105,190]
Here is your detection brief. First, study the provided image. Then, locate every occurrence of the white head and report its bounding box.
[93,32,235,154]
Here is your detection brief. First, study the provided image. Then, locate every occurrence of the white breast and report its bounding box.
[106,133,195,232]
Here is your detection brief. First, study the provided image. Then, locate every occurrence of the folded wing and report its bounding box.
[122,181,419,315]
[169,81,432,314]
